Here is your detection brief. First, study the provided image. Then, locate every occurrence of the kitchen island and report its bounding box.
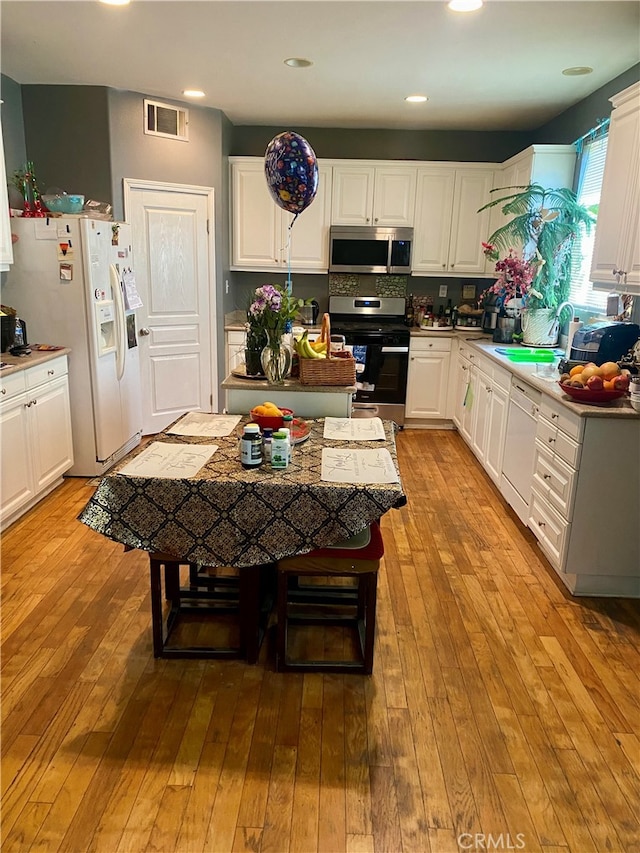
[221,373,356,419]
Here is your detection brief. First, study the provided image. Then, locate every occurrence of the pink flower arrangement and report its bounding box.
[479,244,539,306]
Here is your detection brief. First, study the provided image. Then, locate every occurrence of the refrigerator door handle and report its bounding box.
[110,264,127,381]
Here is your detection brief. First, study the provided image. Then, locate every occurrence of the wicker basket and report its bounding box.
[299,353,356,386]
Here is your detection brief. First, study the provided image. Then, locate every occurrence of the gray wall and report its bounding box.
[533,63,640,144]
[21,85,112,205]
[0,74,26,209]
[230,127,532,163]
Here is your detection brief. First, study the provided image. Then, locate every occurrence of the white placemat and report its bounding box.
[323,417,386,441]
[166,412,241,437]
[118,442,218,479]
[320,448,399,484]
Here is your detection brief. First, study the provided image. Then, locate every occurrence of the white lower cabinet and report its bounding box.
[226,330,247,375]
[405,337,451,420]
[1,356,74,529]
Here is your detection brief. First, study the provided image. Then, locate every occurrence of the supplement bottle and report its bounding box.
[271,431,289,470]
[240,423,263,469]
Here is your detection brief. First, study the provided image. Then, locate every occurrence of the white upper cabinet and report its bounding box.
[0,116,14,271]
[590,83,640,295]
[331,163,416,226]
[230,158,332,272]
[485,145,576,271]
[412,166,494,275]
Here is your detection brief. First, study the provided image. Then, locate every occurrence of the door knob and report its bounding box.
[139,328,150,336]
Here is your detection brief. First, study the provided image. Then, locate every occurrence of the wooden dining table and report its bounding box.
[78,414,406,662]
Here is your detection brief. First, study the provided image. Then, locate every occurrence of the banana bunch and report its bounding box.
[294,330,327,359]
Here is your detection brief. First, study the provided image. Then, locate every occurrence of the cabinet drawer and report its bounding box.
[533,440,577,518]
[0,370,26,401]
[529,489,570,570]
[410,336,451,353]
[539,396,583,441]
[25,356,68,390]
[226,331,246,347]
[536,416,581,468]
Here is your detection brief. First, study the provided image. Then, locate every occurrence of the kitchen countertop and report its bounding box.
[410,327,485,339]
[0,347,72,377]
[222,374,356,393]
[224,311,322,334]
[468,340,639,419]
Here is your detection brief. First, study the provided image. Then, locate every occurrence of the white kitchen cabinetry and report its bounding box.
[331,164,416,227]
[0,116,14,271]
[225,330,246,375]
[412,166,495,275]
[1,356,74,530]
[529,394,640,597]
[590,82,640,295]
[230,158,332,272]
[486,144,576,271]
[453,342,510,484]
[405,336,451,420]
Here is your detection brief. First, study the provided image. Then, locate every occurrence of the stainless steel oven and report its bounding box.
[329,296,409,425]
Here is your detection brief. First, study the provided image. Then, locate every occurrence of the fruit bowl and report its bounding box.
[249,407,293,430]
[558,383,627,403]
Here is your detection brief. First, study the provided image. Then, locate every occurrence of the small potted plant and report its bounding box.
[479,184,595,346]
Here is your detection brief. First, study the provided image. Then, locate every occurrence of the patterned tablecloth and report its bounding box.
[78,417,406,567]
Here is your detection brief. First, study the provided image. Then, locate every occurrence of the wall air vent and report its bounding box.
[144,99,188,141]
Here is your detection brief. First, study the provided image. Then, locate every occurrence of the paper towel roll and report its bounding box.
[566,319,582,356]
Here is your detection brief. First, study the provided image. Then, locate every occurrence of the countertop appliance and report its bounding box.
[2,217,143,476]
[481,294,500,333]
[329,226,413,274]
[298,299,319,326]
[1,315,28,353]
[500,378,541,526]
[329,295,409,425]
[569,321,640,365]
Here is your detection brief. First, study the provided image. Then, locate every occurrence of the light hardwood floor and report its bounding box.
[1,429,639,853]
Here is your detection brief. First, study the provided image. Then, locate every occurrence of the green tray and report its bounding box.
[496,348,557,363]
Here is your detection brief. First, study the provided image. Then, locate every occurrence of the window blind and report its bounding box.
[568,133,609,313]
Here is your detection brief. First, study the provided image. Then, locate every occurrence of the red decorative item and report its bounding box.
[22,200,34,218]
[558,382,627,403]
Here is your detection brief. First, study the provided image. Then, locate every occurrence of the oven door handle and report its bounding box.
[381,346,409,353]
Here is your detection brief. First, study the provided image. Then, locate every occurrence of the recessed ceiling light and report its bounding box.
[182,90,205,98]
[98,0,130,6]
[405,95,428,103]
[562,66,593,76]
[448,0,483,11]
[284,58,313,68]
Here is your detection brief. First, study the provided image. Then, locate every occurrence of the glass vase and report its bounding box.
[261,329,291,384]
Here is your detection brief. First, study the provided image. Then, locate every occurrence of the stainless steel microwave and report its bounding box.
[329,226,413,274]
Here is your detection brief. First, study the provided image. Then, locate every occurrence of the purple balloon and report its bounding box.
[264,132,319,216]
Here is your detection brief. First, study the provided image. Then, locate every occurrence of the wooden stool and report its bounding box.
[276,523,384,674]
[148,553,275,663]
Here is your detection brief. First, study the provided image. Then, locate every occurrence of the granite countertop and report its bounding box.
[469,340,639,420]
[410,327,485,339]
[224,311,322,334]
[0,347,72,377]
[221,373,356,393]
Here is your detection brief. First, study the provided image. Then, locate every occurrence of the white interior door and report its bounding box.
[124,180,216,434]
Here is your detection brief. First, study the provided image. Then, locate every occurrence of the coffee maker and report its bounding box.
[481,294,500,333]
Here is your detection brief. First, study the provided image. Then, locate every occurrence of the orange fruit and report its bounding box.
[581,365,603,380]
[603,378,615,390]
[600,361,621,379]
[569,365,584,377]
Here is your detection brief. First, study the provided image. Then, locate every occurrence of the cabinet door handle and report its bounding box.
[548,437,555,444]
[537,520,546,528]
[139,328,151,336]
[551,412,559,420]
[47,369,55,376]
[543,473,551,480]
[1,388,5,396]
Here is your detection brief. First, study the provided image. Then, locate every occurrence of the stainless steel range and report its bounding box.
[329,296,410,426]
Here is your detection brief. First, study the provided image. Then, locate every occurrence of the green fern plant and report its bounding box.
[479,184,595,313]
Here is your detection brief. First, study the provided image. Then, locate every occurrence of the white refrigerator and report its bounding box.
[3,217,143,476]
